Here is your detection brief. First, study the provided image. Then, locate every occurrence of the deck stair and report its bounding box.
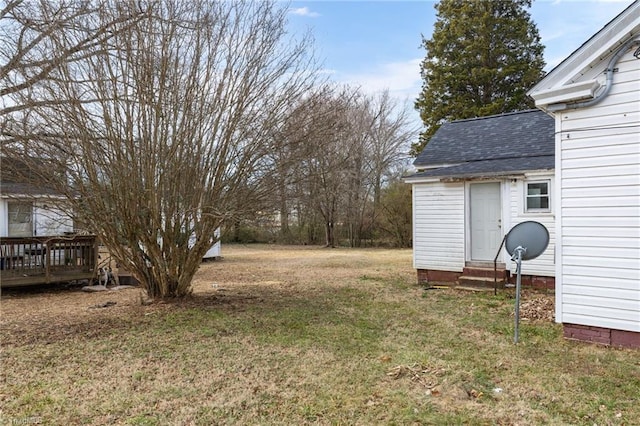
[458,266,509,288]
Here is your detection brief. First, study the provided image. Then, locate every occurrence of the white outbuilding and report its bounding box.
[405,109,556,289]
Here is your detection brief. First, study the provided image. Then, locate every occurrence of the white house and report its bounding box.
[0,183,73,237]
[528,1,640,348]
[405,109,556,289]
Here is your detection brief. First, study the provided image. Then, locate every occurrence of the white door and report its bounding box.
[470,182,502,261]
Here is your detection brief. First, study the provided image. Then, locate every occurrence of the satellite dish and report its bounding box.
[503,220,549,344]
[505,221,549,261]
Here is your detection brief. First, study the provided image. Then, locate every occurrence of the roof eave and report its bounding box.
[404,167,554,184]
[530,80,601,111]
[0,193,67,199]
[528,2,640,97]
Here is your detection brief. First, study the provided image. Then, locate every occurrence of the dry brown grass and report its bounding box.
[1,245,638,425]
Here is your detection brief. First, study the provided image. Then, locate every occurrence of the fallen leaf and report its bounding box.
[469,389,483,399]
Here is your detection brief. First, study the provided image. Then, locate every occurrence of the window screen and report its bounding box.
[526,181,550,211]
[8,202,33,237]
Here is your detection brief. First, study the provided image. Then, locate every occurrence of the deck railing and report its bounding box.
[0,235,98,287]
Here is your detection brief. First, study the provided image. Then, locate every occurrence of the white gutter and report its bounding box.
[547,36,640,112]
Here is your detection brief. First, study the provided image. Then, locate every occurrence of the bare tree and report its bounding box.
[2,0,318,299]
[342,97,373,247]
[264,84,344,244]
[377,177,412,248]
[367,91,417,207]
[342,90,418,247]
[262,87,416,248]
[301,88,359,247]
[0,0,145,132]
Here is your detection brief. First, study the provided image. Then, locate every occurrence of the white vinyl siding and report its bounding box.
[0,199,74,237]
[412,182,465,272]
[412,177,556,276]
[508,174,556,277]
[33,203,73,236]
[0,201,5,236]
[557,50,640,333]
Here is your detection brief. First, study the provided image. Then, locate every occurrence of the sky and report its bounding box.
[286,0,636,120]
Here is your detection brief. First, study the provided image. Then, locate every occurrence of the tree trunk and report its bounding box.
[232,219,241,243]
[127,241,204,299]
[325,220,335,248]
[279,193,291,243]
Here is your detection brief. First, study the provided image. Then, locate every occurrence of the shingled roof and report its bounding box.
[409,109,554,179]
[0,182,62,196]
[0,157,63,197]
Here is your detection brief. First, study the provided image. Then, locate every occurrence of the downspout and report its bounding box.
[548,36,640,112]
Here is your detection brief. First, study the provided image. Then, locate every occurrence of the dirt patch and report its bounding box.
[0,285,143,346]
[386,363,445,390]
[519,293,554,322]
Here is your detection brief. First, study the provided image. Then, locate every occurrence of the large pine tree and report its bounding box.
[413,0,545,155]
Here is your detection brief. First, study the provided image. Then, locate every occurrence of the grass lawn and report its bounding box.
[1,245,638,425]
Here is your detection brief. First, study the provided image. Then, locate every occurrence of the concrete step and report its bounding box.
[458,275,506,288]
[462,266,509,279]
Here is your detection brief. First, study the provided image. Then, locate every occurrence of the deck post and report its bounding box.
[46,239,52,283]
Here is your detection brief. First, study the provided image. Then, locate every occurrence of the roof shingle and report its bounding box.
[411,109,554,178]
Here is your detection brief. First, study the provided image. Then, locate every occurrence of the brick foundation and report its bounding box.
[611,329,640,348]
[563,323,640,349]
[507,274,555,290]
[417,269,461,284]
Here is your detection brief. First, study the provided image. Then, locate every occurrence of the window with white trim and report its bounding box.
[525,181,550,212]
[8,202,33,237]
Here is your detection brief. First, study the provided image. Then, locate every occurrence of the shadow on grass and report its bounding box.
[1,283,383,353]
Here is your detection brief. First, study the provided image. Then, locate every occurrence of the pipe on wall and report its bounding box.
[548,36,640,112]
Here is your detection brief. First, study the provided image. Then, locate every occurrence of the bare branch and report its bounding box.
[2,0,319,299]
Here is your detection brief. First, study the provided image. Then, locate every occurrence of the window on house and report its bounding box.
[8,202,33,237]
[525,181,550,212]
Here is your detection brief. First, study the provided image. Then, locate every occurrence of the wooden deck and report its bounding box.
[0,235,98,287]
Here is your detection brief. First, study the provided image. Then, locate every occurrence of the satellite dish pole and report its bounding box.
[511,245,526,343]
[504,221,550,344]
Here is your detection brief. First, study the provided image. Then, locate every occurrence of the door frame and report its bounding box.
[464,180,509,265]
